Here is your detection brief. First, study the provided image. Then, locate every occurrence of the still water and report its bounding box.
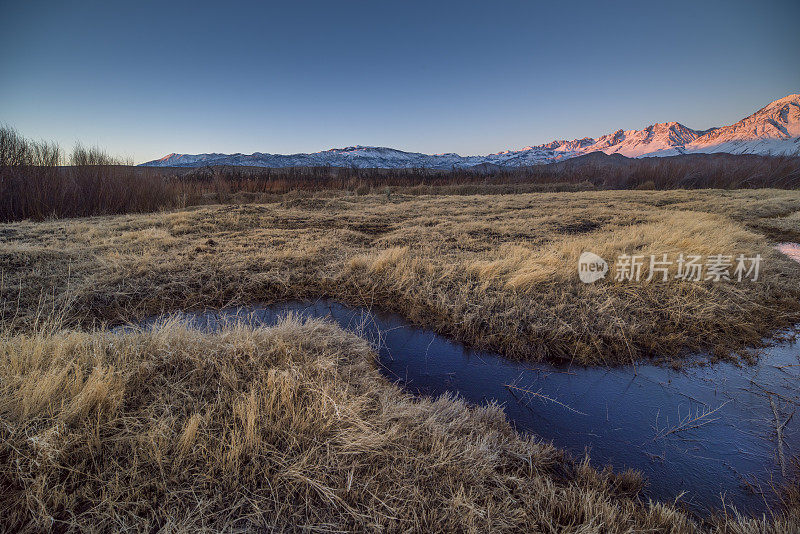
[132,298,799,515]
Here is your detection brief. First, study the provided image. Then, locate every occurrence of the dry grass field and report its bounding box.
[0,318,691,532]
[2,188,800,531]
[2,188,800,365]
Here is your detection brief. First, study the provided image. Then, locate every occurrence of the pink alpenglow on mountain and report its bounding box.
[142,94,800,168]
[646,94,800,157]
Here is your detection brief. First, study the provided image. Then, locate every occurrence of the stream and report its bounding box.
[131,297,799,516]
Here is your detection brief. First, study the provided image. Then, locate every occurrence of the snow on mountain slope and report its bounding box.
[146,146,487,169]
[698,93,800,143]
[583,122,706,157]
[647,94,800,157]
[141,94,800,168]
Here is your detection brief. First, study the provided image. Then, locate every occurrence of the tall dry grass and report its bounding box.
[2,316,796,531]
[2,189,800,366]
[2,187,800,529]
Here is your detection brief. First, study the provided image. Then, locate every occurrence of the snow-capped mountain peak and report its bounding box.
[141,94,800,169]
[647,93,800,157]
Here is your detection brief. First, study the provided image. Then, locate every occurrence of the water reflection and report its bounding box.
[130,299,799,515]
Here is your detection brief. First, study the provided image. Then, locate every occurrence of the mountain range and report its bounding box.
[141,94,800,169]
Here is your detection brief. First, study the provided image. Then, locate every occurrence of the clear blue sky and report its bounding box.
[1,0,798,163]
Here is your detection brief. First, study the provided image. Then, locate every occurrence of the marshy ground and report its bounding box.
[2,188,800,531]
[3,188,800,363]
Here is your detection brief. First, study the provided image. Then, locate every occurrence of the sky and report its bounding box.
[1,0,799,164]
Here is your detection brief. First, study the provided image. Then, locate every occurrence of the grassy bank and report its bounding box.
[2,189,800,365]
[1,317,796,532]
[3,189,800,530]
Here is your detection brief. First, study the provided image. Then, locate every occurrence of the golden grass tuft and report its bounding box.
[473,211,763,292]
[2,317,796,532]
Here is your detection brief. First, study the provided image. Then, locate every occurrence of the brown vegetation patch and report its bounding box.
[2,318,796,531]
[2,190,800,366]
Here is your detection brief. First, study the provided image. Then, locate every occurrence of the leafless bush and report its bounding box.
[167,152,800,197]
[0,126,194,221]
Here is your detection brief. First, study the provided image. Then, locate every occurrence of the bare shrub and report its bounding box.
[0,126,193,221]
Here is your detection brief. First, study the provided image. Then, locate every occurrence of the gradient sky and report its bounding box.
[1,0,798,164]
